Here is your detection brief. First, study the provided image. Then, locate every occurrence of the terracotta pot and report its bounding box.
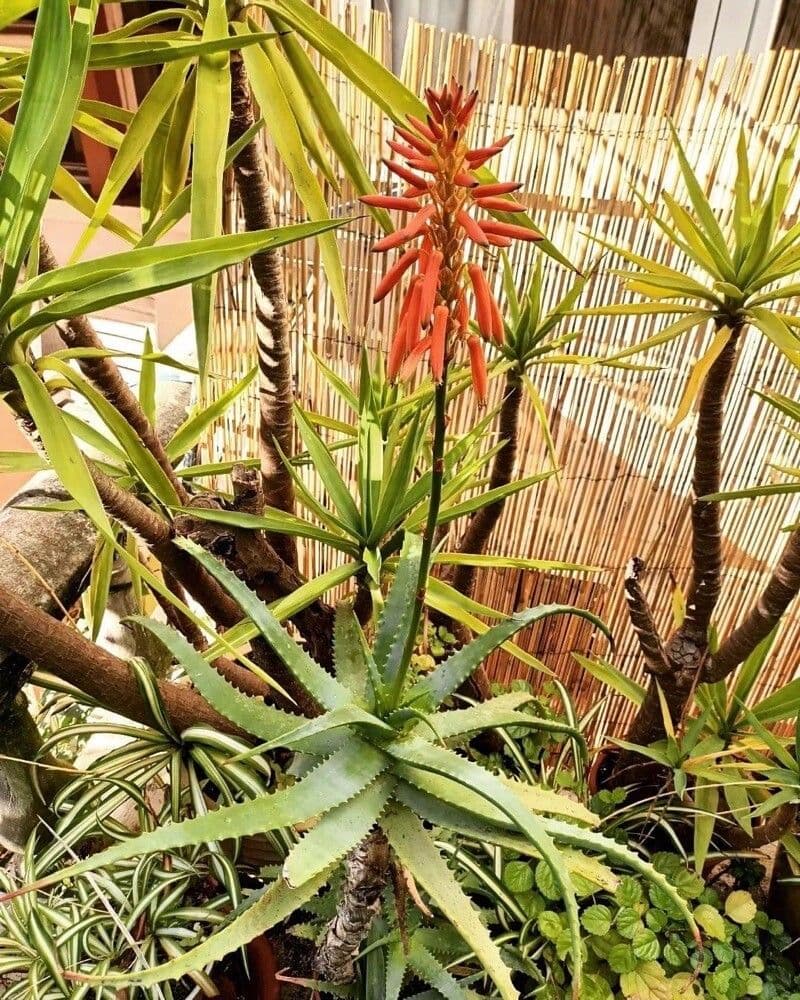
[213,934,280,1000]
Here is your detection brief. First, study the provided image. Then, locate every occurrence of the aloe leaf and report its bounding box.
[382,737,581,996]
[382,804,519,1000]
[373,531,423,692]
[432,695,585,750]
[407,604,610,710]
[11,740,386,898]
[395,783,620,890]
[283,775,395,886]
[177,539,352,711]
[334,600,369,701]
[128,616,336,751]
[407,942,473,1000]
[72,870,332,987]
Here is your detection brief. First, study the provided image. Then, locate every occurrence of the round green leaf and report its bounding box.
[725,890,757,925]
[582,904,613,937]
[503,860,534,894]
[694,903,727,941]
[632,927,661,962]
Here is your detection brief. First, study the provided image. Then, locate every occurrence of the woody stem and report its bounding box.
[389,372,448,707]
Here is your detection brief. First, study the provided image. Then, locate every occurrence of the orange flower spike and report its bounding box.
[383,158,428,189]
[489,294,505,345]
[372,248,420,304]
[387,320,409,380]
[394,125,432,155]
[430,305,448,382]
[366,81,543,385]
[467,336,488,406]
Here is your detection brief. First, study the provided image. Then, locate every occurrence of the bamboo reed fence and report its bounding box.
[206,2,800,743]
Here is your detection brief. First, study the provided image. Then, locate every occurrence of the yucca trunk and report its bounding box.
[229,52,297,569]
[616,324,742,766]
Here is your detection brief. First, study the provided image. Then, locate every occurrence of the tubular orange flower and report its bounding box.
[362,80,543,400]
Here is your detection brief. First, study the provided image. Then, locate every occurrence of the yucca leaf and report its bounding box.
[11,365,112,539]
[190,0,231,378]
[571,652,645,705]
[293,404,361,535]
[237,23,349,326]
[87,536,114,642]
[0,117,135,246]
[70,58,189,260]
[137,116,263,249]
[382,804,519,1000]
[747,306,800,366]
[270,10,391,231]
[259,27,340,192]
[733,129,754,261]
[693,778,718,874]
[8,222,344,350]
[283,775,395,887]
[173,502,360,556]
[423,471,554,528]
[0,451,49,472]
[37,356,179,506]
[668,325,733,429]
[0,0,97,300]
[667,122,733,275]
[660,191,731,280]
[432,552,597,573]
[177,539,353,711]
[0,1,39,29]
[86,31,273,70]
[407,604,609,710]
[138,329,157,423]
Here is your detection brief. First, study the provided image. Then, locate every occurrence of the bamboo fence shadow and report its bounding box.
[206,2,800,743]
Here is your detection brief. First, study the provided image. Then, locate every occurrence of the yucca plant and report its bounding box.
[574,126,800,791]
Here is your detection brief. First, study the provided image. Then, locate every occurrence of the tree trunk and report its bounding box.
[314,829,390,983]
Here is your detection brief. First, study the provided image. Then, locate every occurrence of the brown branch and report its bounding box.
[680,324,741,645]
[705,528,800,682]
[0,581,245,737]
[624,556,670,674]
[37,237,189,507]
[229,50,297,568]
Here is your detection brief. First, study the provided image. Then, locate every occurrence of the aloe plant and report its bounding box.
[1,534,699,996]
